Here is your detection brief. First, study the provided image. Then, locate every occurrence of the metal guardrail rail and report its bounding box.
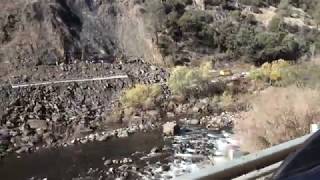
[10,75,129,88]
[234,161,282,180]
[176,133,313,180]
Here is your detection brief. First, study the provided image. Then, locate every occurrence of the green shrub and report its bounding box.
[255,32,284,49]
[250,32,304,64]
[120,84,161,109]
[168,61,214,96]
[282,34,301,52]
[178,10,212,31]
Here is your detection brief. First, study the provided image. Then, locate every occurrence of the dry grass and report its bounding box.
[250,6,317,30]
[251,6,277,27]
[235,86,320,152]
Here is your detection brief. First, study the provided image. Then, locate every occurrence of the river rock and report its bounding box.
[166,112,175,118]
[33,103,43,113]
[117,130,129,138]
[122,158,132,163]
[192,106,201,113]
[104,159,112,166]
[36,128,45,136]
[150,147,160,153]
[97,134,110,141]
[108,167,114,173]
[43,133,55,145]
[187,119,200,125]
[112,160,119,164]
[51,113,61,122]
[27,120,48,130]
[161,165,170,171]
[146,110,160,120]
[118,164,129,171]
[16,146,29,154]
[30,134,42,144]
[0,129,10,140]
[162,122,180,136]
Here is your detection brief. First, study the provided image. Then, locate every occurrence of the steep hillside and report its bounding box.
[1,0,320,70]
[0,0,163,68]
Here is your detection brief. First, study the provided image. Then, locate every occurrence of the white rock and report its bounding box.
[162,122,180,136]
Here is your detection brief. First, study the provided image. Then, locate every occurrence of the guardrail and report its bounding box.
[176,133,314,180]
[10,75,129,88]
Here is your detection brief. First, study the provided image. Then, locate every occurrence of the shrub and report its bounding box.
[230,10,241,21]
[235,86,320,152]
[268,15,284,32]
[250,61,320,87]
[255,32,284,49]
[239,0,266,6]
[277,62,320,87]
[168,66,201,95]
[120,84,161,109]
[168,61,214,96]
[199,61,213,79]
[249,59,291,81]
[177,10,212,31]
[277,0,291,15]
[311,2,320,26]
[219,91,235,109]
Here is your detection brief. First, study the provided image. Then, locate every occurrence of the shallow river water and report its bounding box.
[0,131,163,180]
[0,126,236,180]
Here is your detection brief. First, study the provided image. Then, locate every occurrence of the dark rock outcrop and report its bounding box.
[0,0,163,67]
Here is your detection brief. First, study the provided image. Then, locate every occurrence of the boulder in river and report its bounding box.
[162,122,180,136]
[150,146,161,153]
[104,160,112,166]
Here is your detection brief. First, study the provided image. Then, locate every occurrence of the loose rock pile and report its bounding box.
[200,112,237,130]
[0,60,168,156]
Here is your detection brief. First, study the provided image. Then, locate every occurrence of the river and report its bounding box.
[0,126,236,180]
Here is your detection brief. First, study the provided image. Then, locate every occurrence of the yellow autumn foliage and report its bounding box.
[249,59,291,81]
[120,84,161,109]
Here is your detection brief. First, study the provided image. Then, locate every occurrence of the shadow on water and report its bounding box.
[0,131,163,180]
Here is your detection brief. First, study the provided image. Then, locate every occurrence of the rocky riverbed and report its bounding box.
[0,125,240,180]
[0,56,246,157]
[0,59,170,157]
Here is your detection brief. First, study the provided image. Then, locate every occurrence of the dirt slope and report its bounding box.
[0,0,163,68]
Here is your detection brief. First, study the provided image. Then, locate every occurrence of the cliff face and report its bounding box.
[0,0,163,67]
